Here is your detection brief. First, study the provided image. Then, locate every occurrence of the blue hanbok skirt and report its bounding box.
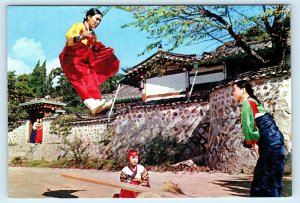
[251,113,285,197]
[30,129,37,143]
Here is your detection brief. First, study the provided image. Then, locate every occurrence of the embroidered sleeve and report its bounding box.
[65,23,85,46]
[241,99,260,145]
[140,169,150,187]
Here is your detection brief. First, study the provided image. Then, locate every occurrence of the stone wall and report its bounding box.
[8,119,109,161]
[8,102,210,165]
[8,120,63,161]
[207,75,291,174]
[101,102,210,163]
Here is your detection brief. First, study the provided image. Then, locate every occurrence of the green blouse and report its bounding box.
[241,97,267,145]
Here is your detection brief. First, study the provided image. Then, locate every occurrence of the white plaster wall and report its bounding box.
[190,72,225,84]
[145,72,186,96]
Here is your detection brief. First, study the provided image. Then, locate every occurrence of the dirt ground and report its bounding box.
[8,166,291,198]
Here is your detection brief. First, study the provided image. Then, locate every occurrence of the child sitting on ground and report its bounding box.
[118,148,150,198]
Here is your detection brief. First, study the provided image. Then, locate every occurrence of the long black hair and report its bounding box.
[233,80,261,104]
[83,8,102,22]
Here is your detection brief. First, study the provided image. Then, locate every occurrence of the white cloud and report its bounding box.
[46,58,61,75]
[8,37,61,76]
[7,57,32,75]
[12,37,46,64]
[47,58,62,87]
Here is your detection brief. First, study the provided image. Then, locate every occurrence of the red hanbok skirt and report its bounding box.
[59,41,119,100]
[119,181,140,198]
[35,129,43,143]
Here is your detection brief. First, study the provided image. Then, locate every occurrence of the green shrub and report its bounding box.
[140,136,179,166]
[50,115,91,165]
[27,160,48,167]
[10,156,24,165]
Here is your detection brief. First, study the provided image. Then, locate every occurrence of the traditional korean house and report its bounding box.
[101,40,290,117]
[118,40,290,104]
[120,48,226,103]
[19,98,66,119]
[19,98,66,142]
[199,40,291,78]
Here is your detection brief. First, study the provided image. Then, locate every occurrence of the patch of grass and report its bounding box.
[27,160,49,167]
[93,159,123,171]
[282,177,292,197]
[8,158,123,171]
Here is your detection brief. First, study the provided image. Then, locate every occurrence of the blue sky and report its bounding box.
[7,6,214,76]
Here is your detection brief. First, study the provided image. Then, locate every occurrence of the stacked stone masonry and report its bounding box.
[208,75,291,174]
[8,102,210,166]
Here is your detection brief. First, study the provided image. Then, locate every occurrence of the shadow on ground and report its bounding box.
[42,189,85,198]
[212,177,251,197]
[212,176,292,197]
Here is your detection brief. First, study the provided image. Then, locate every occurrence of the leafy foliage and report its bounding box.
[100,73,123,94]
[63,136,91,164]
[8,71,33,125]
[140,136,179,166]
[8,61,49,126]
[118,5,290,65]
[56,75,87,113]
[28,60,48,97]
[50,115,90,164]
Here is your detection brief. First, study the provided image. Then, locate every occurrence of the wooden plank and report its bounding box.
[61,173,150,193]
[61,173,190,198]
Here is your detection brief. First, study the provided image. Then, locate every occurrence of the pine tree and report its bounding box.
[29,60,47,97]
[8,71,32,126]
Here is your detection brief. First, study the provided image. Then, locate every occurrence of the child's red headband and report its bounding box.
[127,148,139,160]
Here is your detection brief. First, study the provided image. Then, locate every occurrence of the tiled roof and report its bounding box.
[124,49,196,77]
[19,98,66,107]
[102,85,142,102]
[69,116,115,125]
[122,40,278,83]
[201,41,272,60]
[122,49,196,85]
[129,97,208,110]
[209,64,291,92]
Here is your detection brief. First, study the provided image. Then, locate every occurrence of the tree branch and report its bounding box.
[262,5,272,34]
[231,7,266,32]
[199,6,268,64]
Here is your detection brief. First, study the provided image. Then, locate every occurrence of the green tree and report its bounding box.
[8,71,19,124]
[119,5,290,65]
[47,67,63,98]
[57,75,87,113]
[29,60,47,97]
[16,74,34,99]
[100,73,123,94]
[8,71,32,125]
[8,71,17,99]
